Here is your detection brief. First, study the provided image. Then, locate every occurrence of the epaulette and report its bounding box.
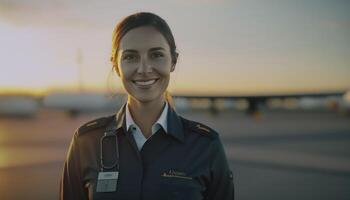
[76,115,114,136]
[180,117,218,139]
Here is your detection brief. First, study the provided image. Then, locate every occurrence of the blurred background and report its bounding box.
[0,0,350,199]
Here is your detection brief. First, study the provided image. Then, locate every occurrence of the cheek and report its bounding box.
[119,64,136,80]
[153,59,172,76]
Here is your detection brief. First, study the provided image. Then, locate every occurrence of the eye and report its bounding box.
[122,54,137,61]
[151,51,164,59]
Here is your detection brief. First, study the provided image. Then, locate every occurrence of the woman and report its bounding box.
[60,12,234,200]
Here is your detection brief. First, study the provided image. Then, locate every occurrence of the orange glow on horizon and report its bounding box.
[1,84,348,97]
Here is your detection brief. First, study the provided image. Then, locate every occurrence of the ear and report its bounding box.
[171,52,178,72]
[170,64,176,72]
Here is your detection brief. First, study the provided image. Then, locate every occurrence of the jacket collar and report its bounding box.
[114,102,184,143]
[115,103,127,133]
[166,103,184,142]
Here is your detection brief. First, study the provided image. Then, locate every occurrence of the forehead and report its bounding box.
[119,26,170,52]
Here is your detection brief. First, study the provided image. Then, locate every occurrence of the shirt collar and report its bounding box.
[125,101,169,133]
[114,101,184,143]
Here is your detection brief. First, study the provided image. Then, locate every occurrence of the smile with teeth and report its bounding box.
[133,78,159,86]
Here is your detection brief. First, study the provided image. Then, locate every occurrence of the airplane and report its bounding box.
[41,90,349,117]
[0,94,41,118]
[42,91,126,117]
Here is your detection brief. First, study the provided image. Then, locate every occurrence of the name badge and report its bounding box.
[96,171,119,192]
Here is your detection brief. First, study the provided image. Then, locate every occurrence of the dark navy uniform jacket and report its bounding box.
[60,104,234,200]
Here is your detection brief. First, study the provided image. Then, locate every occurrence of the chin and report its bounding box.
[126,85,167,104]
[131,93,163,104]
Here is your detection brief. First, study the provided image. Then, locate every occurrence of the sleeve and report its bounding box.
[59,132,88,200]
[206,137,235,200]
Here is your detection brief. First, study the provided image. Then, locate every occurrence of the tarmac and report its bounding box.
[0,108,349,200]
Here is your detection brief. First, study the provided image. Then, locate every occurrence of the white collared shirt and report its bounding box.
[125,102,168,151]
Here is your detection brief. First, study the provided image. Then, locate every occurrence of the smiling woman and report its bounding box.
[60,12,234,200]
[115,26,175,113]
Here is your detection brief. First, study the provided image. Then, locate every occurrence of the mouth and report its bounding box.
[132,78,160,87]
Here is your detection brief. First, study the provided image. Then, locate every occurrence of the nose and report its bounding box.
[137,56,152,74]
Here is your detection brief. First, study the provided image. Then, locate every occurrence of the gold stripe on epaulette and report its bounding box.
[196,124,210,133]
[86,121,98,127]
[161,173,193,180]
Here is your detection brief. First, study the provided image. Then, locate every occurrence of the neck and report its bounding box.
[127,96,166,138]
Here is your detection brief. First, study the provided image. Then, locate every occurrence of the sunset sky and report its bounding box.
[0,0,349,95]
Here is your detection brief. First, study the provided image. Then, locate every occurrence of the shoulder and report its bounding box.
[180,116,219,140]
[75,115,115,136]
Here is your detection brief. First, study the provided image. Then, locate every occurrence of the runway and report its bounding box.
[0,109,349,200]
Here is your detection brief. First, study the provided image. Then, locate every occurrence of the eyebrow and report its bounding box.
[121,47,165,53]
[149,47,165,52]
[122,49,137,54]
